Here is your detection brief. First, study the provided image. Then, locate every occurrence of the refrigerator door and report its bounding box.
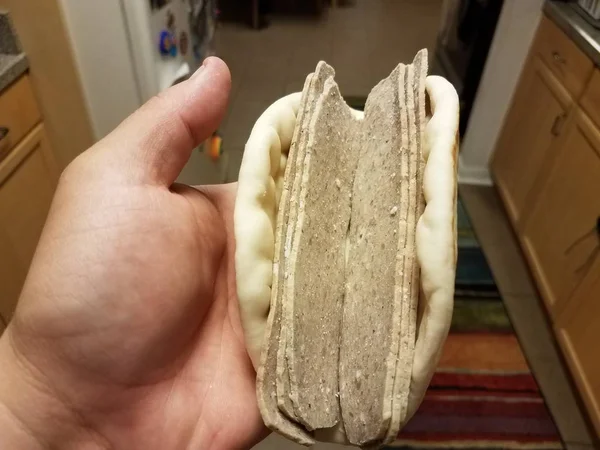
[121,0,195,100]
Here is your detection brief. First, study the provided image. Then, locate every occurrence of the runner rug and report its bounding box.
[388,198,562,449]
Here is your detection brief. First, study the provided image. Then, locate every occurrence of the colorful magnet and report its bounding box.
[159,30,177,57]
[207,133,223,161]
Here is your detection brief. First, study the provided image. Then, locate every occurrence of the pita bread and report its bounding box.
[279,63,336,423]
[233,53,459,446]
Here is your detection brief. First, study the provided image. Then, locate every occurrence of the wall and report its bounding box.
[58,0,142,140]
[458,0,545,185]
[0,0,95,168]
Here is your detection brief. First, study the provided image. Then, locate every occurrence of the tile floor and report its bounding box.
[459,185,596,449]
[215,0,442,182]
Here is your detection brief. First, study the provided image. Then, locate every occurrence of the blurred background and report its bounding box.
[0,0,599,449]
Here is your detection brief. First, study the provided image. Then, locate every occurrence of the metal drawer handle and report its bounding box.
[552,51,566,65]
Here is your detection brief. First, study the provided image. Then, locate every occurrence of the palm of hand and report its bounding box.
[4,59,266,449]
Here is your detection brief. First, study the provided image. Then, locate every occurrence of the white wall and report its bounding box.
[458,0,545,185]
[58,0,142,140]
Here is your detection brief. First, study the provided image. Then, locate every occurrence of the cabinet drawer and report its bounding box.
[534,16,594,98]
[0,75,42,161]
[581,69,600,127]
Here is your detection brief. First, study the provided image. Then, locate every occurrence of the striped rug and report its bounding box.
[387,199,562,449]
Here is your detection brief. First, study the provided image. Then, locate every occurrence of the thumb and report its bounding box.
[101,57,231,186]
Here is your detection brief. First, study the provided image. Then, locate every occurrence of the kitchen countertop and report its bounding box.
[0,11,28,93]
[545,1,600,67]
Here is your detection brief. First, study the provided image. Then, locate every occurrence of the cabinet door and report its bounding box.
[0,124,58,320]
[521,109,600,315]
[534,16,594,99]
[491,56,572,227]
[556,258,600,435]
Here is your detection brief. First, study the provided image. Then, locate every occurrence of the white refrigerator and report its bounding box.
[59,0,227,184]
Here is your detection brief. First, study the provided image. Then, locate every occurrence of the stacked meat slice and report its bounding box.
[256,49,428,447]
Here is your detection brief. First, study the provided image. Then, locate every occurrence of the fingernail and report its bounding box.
[191,66,205,80]
[191,58,211,80]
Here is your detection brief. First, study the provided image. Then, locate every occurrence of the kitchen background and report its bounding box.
[0,0,599,449]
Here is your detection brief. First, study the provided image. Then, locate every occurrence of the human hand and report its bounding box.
[0,57,267,449]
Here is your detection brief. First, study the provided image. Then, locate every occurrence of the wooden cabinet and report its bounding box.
[556,256,600,433]
[491,13,600,437]
[0,73,59,321]
[492,15,596,228]
[0,75,41,161]
[521,109,600,316]
[581,69,600,127]
[491,56,571,227]
[535,16,594,98]
[0,124,58,319]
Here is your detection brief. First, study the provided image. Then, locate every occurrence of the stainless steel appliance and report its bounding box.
[434,0,504,137]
